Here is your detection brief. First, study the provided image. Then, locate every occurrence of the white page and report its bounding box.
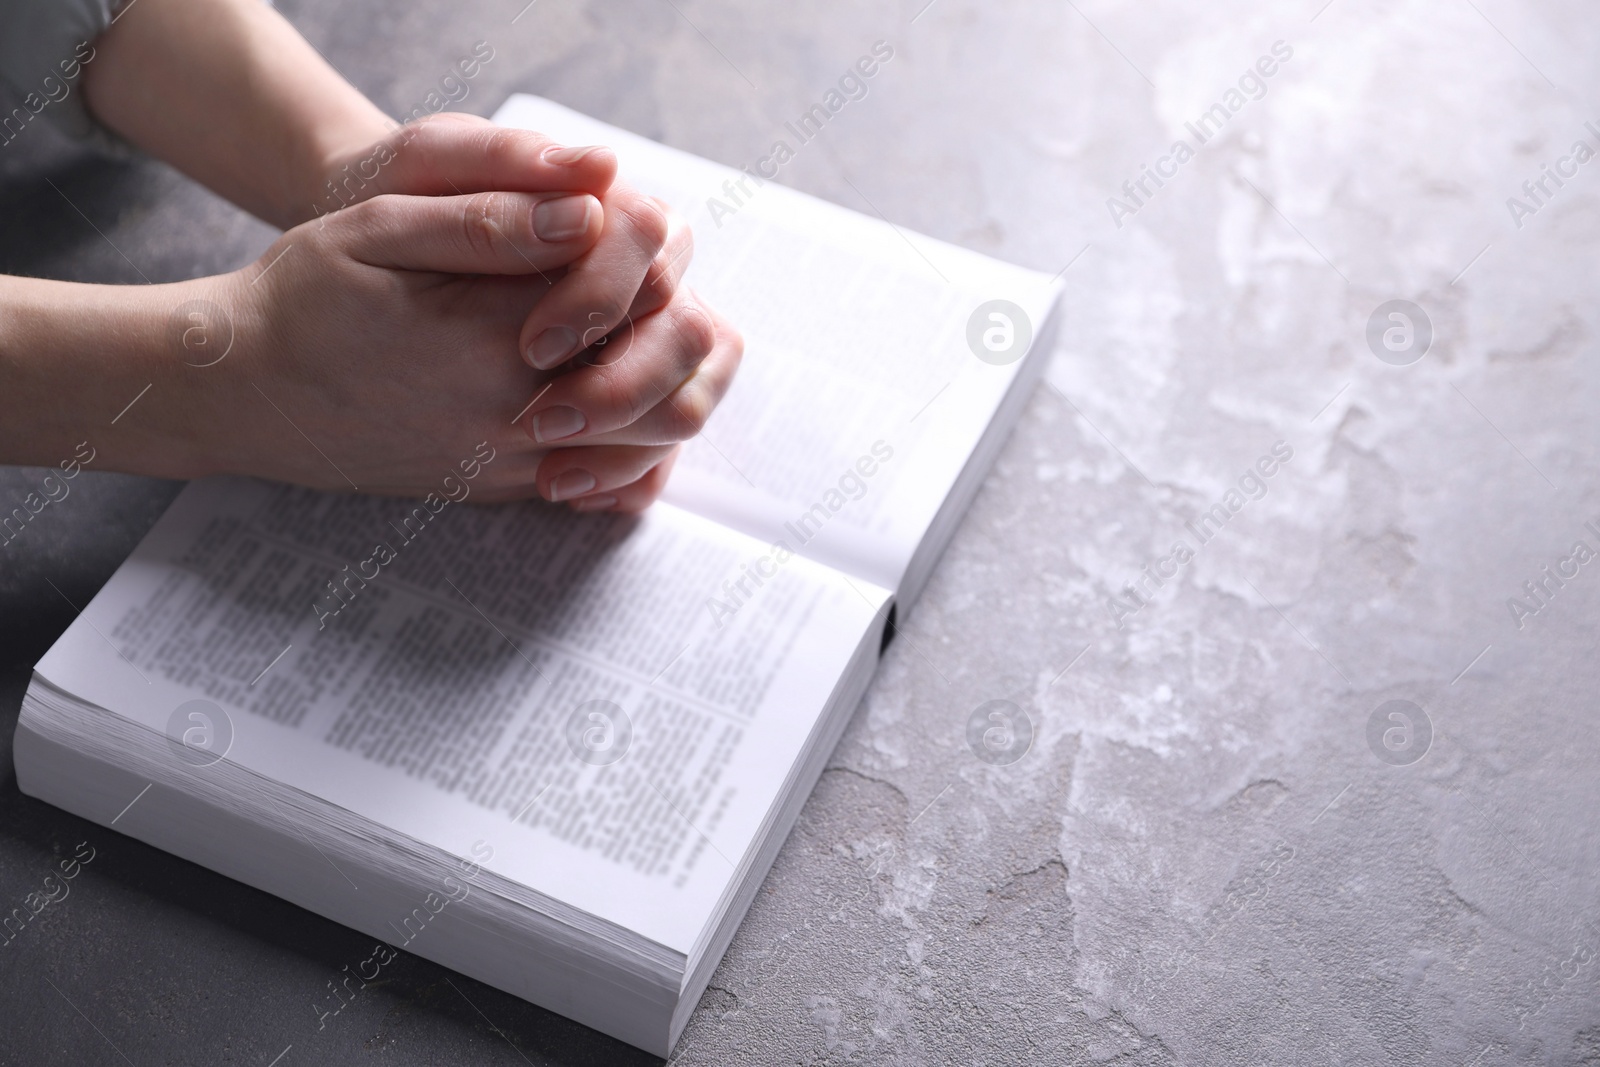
[35,477,888,954]
[492,95,1062,593]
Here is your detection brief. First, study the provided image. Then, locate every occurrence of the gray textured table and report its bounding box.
[3,1,1598,1063]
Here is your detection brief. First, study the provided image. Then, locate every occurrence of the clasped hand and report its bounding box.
[196,114,741,512]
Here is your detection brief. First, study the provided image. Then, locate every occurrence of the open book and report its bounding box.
[14,94,1062,1056]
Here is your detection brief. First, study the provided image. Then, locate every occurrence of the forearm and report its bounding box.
[0,273,222,477]
[80,0,392,229]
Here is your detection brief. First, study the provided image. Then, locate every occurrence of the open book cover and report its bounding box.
[13,94,1063,1056]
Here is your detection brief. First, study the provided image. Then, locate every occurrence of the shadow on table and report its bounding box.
[0,765,663,1066]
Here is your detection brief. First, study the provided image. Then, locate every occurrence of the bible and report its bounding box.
[13,94,1063,1055]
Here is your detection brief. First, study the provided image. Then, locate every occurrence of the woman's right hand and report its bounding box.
[125,186,603,497]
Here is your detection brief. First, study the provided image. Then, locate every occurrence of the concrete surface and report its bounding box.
[3,0,1599,1063]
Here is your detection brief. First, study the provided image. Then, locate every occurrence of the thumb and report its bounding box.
[348,114,618,200]
[330,190,604,274]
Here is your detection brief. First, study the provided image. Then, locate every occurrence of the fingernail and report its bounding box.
[532,405,586,443]
[542,144,602,165]
[534,195,593,241]
[526,325,578,369]
[549,469,597,501]
[571,494,617,512]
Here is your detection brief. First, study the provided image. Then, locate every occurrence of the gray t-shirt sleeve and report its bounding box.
[0,0,126,150]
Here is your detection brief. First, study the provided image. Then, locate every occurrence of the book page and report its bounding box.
[34,476,889,954]
[492,95,1062,593]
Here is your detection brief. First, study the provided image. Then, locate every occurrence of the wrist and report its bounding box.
[289,111,400,228]
[0,273,235,479]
